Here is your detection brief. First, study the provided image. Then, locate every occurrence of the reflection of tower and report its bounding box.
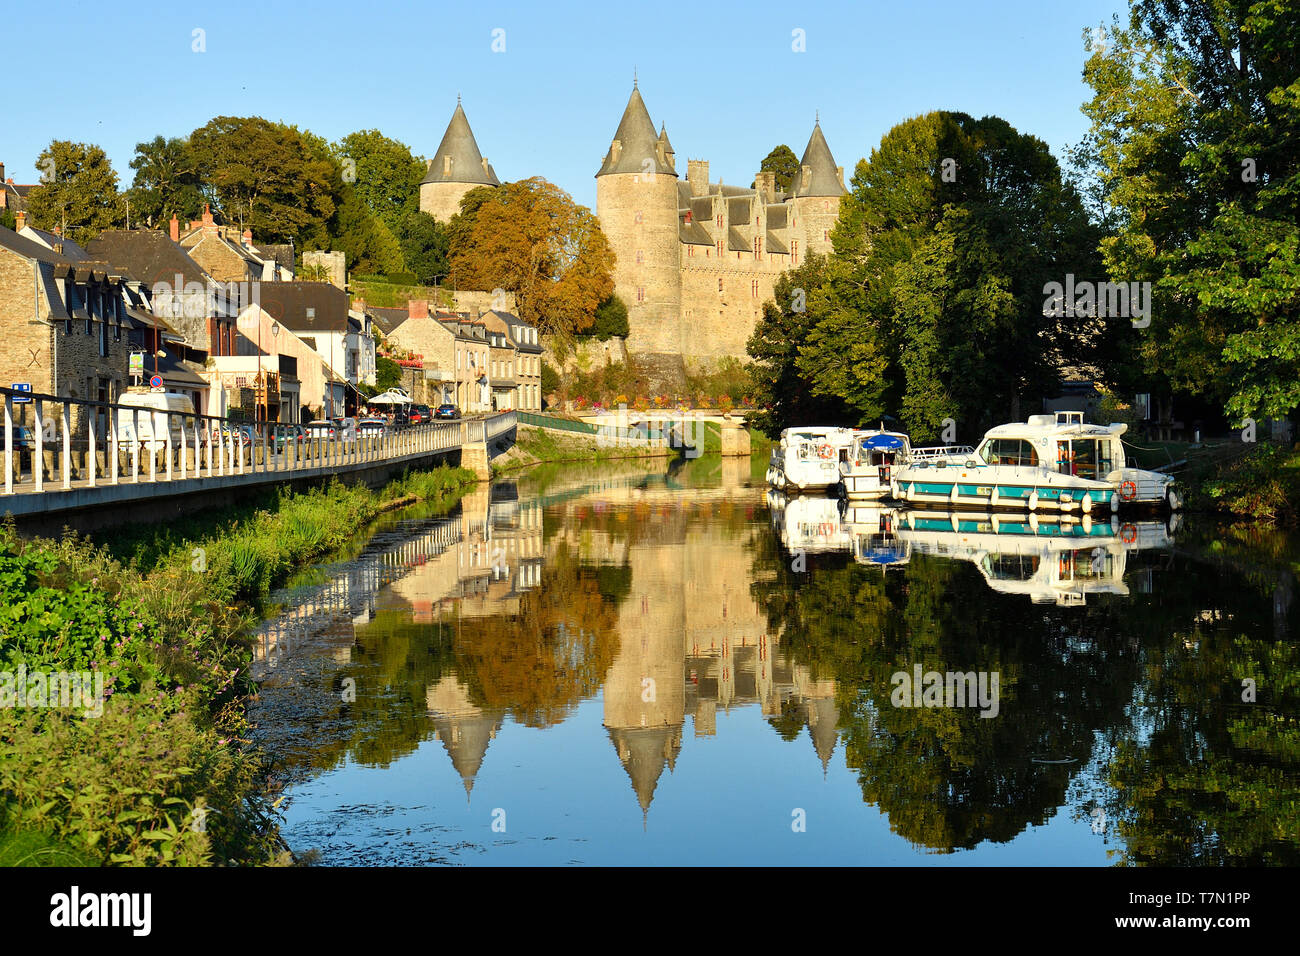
[603,514,686,819]
[426,674,505,800]
[806,693,840,776]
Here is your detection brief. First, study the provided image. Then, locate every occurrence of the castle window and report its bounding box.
[637,287,645,303]
[824,230,829,241]
[792,240,798,264]
[824,201,830,211]
[635,211,643,224]
[685,210,692,223]
[688,245,694,258]
[636,249,643,264]
[716,241,723,257]
[755,215,760,228]
[717,278,723,293]
[751,279,759,298]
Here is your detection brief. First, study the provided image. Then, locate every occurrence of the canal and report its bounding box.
[248,455,1300,865]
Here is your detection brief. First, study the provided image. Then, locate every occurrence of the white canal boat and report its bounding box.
[766,426,856,492]
[835,429,912,499]
[891,412,1181,514]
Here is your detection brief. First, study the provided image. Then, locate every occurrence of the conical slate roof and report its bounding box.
[792,121,846,198]
[596,86,677,178]
[608,725,682,814]
[807,695,840,773]
[422,102,501,187]
[431,710,504,799]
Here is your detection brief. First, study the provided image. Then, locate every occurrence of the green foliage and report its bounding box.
[127,135,205,228]
[329,187,406,276]
[333,130,425,233]
[397,211,450,285]
[540,359,560,395]
[1201,443,1300,523]
[375,356,403,391]
[757,144,799,192]
[189,116,338,247]
[24,141,123,245]
[1076,1,1300,422]
[584,294,629,340]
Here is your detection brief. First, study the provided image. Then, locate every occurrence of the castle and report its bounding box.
[419,85,849,369]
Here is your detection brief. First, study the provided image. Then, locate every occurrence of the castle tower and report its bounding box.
[420,99,501,222]
[790,118,848,257]
[595,83,682,358]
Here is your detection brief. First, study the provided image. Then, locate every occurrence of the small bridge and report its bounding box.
[1,384,516,529]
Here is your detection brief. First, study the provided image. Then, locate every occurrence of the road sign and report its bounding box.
[149,375,164,390]
[11,383,31,404]
[129,352,144,376]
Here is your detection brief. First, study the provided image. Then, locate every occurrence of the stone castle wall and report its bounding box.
[597,172,682,356]
[420,181,481,224]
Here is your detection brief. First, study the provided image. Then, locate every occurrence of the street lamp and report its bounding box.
[270,322,280,422]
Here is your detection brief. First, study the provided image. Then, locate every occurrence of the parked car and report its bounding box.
[409,404,433,425]
[305,420,338,441]
[272,424,307,452]
[358,418,389,437]
[434,403,460,420]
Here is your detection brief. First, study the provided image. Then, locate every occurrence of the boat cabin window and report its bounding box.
[984,554,1040,580]
[1055,438,1114,480]
[979,438,1039,467]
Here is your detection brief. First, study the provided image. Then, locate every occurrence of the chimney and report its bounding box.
[14,210,25,231]
[408,299,429,320]
[169,214,179,242]
[202,203,216,234]
[353,297,366,313]
[53,225,62,238]
[242,228,253,248]
[0,162,5,182]
[688,159,709,197]
[754,171,776,203]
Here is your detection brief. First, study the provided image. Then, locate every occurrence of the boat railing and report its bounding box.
[909,445,975,462]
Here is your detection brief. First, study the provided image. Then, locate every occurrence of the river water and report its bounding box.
[248,455,1300,866]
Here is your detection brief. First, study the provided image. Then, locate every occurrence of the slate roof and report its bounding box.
[18,226,91,261]
[0,224,71,267]
[256,282,351,332]
[85,230,211,286]
[766,232,790,255]
[679,218,714,245]
[596,86,676,178]
[792,122,847,198]
[367,306,408,336]
[486,310,543,353]
[421,103,501,187]
[727,227,749,252]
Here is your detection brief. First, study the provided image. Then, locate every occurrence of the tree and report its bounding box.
[448,177,614,337]
[126,136,204,228]
[330,188,406,276]
[1075,1,1300,423]
[24,141,123,245]
[333,130,426,233]
[374,357,402,392]
[585,294,629,340]
[398,211,450,286]
[189,116,338,247]
[757,144,800,192]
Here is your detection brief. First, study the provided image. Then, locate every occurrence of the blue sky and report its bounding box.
[6,0,1128,210]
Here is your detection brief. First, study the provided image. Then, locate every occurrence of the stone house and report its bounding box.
[0,225,134,432]
[85,229,241,359]
[480,310,542,411]
[174,206,292,283]
[386,300,491,412]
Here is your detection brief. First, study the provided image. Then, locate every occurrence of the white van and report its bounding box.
[116,390,196,450]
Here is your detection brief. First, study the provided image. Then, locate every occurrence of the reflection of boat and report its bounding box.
[841,503,911,568]
[837,429,912,499]
[767,426,855,492]
[766,489,852,553]
[892,412,1182,513]
[894,509,1173,605]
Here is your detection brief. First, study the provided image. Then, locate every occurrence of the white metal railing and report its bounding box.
[2,384,514,499]
[909,445,976,463]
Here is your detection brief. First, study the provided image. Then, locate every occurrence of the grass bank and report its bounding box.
[0,464,476,866]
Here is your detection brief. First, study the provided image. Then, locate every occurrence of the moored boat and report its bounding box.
[766,426,856,492]
[836,428,912,499]
[891,412,1180,514]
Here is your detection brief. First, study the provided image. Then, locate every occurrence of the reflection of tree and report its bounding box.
[1105,579,1300,865]
[749,525,1143,852]
[450,541,624,728]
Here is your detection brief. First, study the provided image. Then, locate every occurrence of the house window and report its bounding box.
[99,315,108,356]
[86,287,94,334]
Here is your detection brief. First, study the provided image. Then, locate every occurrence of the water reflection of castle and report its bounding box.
[417,467,842,815]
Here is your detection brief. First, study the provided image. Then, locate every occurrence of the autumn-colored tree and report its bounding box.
[448,177,614,336]
[24,141,123,245]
